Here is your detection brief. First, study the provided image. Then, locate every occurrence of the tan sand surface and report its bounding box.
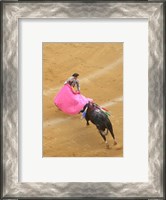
[43,43,123,157]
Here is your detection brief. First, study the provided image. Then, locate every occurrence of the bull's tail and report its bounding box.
[107,121,115,139]
[105,120,117,145]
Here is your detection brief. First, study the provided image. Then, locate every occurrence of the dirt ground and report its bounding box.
[43,43,123,157]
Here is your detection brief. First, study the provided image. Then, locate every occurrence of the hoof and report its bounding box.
[106,143,110,149]
[113,140,117,145]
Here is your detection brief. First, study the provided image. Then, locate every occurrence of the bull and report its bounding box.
[80,102,117,148]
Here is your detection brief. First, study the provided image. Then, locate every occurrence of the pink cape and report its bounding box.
[54,84,93,115]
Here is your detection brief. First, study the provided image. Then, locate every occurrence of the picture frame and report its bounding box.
[0,0,165,199]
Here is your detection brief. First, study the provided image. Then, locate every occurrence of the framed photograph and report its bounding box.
[1,0,165,199]
[43,42,123,157]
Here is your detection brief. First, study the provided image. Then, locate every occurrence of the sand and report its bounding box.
[43,43,123,157]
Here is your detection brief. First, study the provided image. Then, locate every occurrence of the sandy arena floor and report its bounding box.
[43,43,123,157]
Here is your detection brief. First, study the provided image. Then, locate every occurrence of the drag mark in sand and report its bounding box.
[43,57,122,96]
[102,96,123,108]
